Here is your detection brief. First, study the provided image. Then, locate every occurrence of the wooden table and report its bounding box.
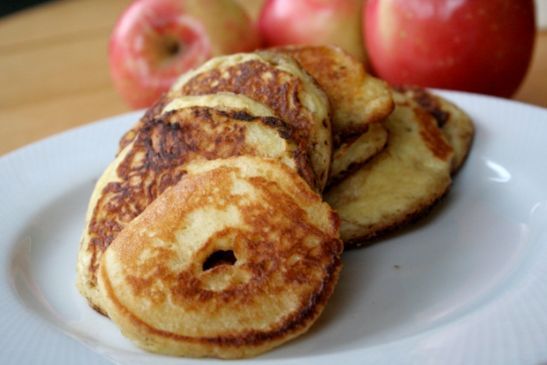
[1,0,546,156]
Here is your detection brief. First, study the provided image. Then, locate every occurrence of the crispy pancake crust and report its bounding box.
[168,52,332,191]
[396,87,475,174]
[119,92,279,154]
[77,102,315,314]
[99,157,343,358]
[273,45,394,146]
[325,91,454,247]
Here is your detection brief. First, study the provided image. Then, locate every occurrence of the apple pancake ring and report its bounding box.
[271,45,394,183]
[98,156,343,358]
[273,45,393,146]
[325,91,454,247]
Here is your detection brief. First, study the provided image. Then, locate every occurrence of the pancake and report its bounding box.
[119,92,282,152]
[324,91,454,247]
[167,51,332,191]
[328,122,388,185]
[271,45,393,182]
[273,45,393,146]
[98,156,343,358]
[77,95,316,314]
[396,87,474,174]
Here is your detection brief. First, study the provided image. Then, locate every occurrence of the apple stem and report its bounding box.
[163,35,182,57]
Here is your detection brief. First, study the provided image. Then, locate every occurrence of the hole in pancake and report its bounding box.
[202,250,237,271]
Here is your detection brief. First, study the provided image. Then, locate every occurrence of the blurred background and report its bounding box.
[538,0,547,28]
[0,0,546,156]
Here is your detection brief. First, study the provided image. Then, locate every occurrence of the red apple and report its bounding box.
[364,0,536,97]
[109,0,261,109]
[258,0,366,62]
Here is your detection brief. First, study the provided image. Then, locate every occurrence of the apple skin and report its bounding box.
[258,0,366,62]
[109,0,260,109]
[364,0,536,97]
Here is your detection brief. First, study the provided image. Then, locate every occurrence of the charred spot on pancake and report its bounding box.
[261,117,293,140]
[396,86,450,127]
[336,124,370,146]
[218,110,295,142]
[414,107,453,161]
[218,110,255,122]
[118,94,170,153]
[290,149,317,192]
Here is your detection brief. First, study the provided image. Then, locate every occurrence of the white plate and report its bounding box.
[1,91,547,365]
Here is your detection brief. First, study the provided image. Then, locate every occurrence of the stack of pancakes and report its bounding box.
[76,45,473,359]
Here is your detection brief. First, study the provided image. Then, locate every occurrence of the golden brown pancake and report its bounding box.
[119,92,278,153]
[167,52,332,191]
[271,45,393,183]
[328,122,388,185]
[325,91,454,247]
[77,97,316,314]
[396,86,474,174]
[273,45,393,146]
[98,156,343,358]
